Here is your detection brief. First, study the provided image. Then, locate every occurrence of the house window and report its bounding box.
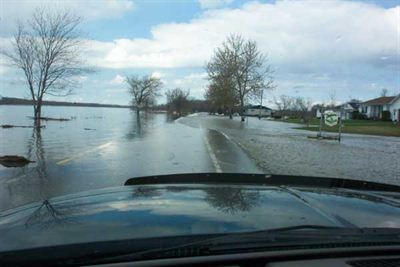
[361,106,367,113]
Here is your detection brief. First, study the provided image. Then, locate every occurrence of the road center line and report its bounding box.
[56,141,113,166]
[203,134,222,173]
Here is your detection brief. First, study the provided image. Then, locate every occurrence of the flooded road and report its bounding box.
[0,106,260,211]
[180,115,400,185]
[1,106,399,211]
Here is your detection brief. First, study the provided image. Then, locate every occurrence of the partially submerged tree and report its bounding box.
[165,88,190,116]
[126,75,162,117]
[205,81,236,118]
[206,34,274,121]
[3,8,89,127]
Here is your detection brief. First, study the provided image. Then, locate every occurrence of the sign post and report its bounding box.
[318,108,324,138]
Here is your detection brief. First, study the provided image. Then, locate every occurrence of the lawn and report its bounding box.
[280,118,400,137]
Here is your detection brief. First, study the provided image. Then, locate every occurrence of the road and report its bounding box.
[1,111,399,211]
[180,114,400,185]
[0,113,261,211]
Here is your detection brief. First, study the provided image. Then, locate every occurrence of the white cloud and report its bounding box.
[2,1,399,103]
[198,0,233,9]
[151,71,167,79]
[85,1,399,72]
[109,74,125,85]
[169,72,208,99]
[0,0,135,36]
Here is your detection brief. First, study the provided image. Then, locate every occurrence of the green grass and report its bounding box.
[280,118,400,137]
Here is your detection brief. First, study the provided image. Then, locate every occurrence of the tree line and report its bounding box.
[4,9,275,126]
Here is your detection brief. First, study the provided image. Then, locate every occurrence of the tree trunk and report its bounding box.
[136,108,140,119]
[240,98,245,122]
[34,103,42,128]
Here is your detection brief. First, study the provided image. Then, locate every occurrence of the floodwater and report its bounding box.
[180,115,400,185]
[0,106,260,211]
[1,106,399,211]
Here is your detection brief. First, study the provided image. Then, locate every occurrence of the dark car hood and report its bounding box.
[1,174,400,252]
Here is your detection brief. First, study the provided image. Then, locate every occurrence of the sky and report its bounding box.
[0,0,399,106]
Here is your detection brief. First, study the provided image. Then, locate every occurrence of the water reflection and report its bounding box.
[27,128,47,183]
[3,128,50,208]
[125,111,156,140]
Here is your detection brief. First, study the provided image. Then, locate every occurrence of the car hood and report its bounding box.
[1,174,400,252]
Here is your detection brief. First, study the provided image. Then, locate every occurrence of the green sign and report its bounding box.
[324,110,338,127]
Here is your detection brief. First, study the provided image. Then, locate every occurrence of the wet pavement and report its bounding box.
[180,114,400,185]
[0,106,261,211]
[1,106,399,211]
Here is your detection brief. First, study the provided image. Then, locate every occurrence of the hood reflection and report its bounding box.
[204,187,260,214]
[1,184,399,253]
[25,199,77,229]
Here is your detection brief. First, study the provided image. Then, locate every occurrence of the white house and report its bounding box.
[244,105,272,117]
[359,95,400,121]
[314,100,360,120]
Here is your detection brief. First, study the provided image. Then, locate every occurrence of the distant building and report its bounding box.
[244,105,272,117]
[341,100,361,120]
[359,95,400,121]
[313,100,361,120]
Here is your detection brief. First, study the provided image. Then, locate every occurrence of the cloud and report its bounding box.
[151,71,167,79]
[198,0,233,9]
[2,1,399,104]
[0,0,135,36]
[84,0,399,73]
[109,74,125,85]
[169,72,208,99]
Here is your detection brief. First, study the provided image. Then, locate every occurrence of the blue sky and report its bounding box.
[0,0,399,106]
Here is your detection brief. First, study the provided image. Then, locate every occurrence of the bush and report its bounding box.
[381,110,391,121]
[352,110,368,120]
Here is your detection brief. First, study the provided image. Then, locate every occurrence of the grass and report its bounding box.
[280,118,400,137]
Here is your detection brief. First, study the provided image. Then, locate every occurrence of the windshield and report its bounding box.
[0,0,399,262]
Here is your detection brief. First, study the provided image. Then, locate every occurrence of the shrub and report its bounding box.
[381,110,391,121]
[352,110,368,120]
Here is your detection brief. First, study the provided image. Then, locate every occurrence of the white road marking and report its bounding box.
[203,134,222,173]
[218,130,232,141]
[56,141,113,166]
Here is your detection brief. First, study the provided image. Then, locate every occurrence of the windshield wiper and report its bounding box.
[74,226,400,265]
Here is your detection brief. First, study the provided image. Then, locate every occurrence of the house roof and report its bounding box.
[348,102,360,109]
[362,96,396,105]
[247,105,272,110]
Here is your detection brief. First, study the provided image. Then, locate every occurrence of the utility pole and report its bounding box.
[338,106,343,142]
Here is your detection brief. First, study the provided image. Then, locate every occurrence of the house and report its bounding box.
[341,100,361,120]
[313,100,360,120]
[244,105,272,117]
[359,95,400,121]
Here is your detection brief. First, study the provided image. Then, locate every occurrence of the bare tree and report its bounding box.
[273,95,294,118]
[207,34,274,121]
[294,97,313,126]
[380,88,389,97]
[2,8,89,127]
[166,88,190,116]
[328,89,337,108]
[126,75,162,117]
